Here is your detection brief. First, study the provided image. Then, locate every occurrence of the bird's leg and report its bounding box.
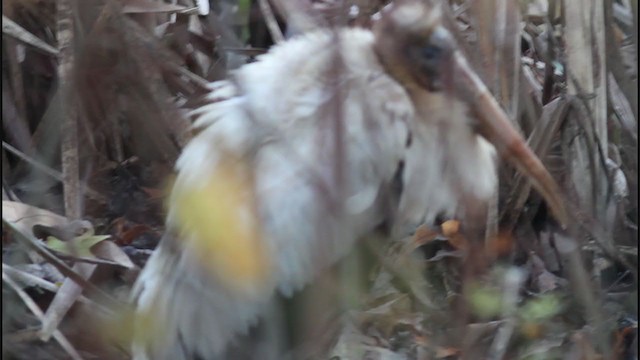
[460,194,492,275]
[454,194,493,352]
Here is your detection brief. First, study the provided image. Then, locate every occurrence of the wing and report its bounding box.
[131,28,413,359]
[394,92,498,234]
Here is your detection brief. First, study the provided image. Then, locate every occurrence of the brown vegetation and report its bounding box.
[2,0,637,359]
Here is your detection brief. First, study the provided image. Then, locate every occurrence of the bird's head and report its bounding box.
[373,0,569,228]
[373,1,452,92]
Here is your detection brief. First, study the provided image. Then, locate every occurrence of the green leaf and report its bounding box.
[468,286,502,319]
[45,234,110,258]
[519,295,562,322]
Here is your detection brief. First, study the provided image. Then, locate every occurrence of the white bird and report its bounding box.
[130,2,568,359]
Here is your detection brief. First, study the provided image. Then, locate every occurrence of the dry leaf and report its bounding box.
[485,231,514,257]
[2,201,68,237]
[121,0,189,14]
[435,346,460,358]
[412,224,439,247]
[91,241,136,269]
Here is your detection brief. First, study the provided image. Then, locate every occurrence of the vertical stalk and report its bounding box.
[57,0,80,219]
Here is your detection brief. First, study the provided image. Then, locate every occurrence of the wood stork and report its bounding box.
[130,1,567,359]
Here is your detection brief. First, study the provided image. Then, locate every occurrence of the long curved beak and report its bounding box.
[450,52,569,228]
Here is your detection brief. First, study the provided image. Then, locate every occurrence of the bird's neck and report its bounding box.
[406,89,466,128]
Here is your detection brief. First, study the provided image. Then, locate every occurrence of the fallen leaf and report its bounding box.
[446,233,468,251]
[45,234,110,259]
[91,241,136,269]
[115,224,153,246]
[412,224,439,247]
[435,346,460,358]
[425,249,465,262]
[2,201,68,237]
[485,231,513,257]
[527,253,567,293]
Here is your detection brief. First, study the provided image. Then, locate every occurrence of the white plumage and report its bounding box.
[131,2,566,359]
[133,28,413,360]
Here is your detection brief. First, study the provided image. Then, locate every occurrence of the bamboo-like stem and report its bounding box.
[57,0,80,220]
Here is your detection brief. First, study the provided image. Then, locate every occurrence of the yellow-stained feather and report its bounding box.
[171,153,271,296]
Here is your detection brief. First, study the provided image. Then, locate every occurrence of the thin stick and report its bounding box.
[57,0,80,220]
[2,15,59,56]
[3,270,84,360]
[1,263,111,314]
[258,0,285,43]
[3,219,121,309]
[2,141,107,204]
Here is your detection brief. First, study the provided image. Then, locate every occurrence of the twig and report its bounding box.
[57,0,80,219]
[487,268,525,360]
[1,141,108,204]
[3,141,64,182]
[271,0,320,35]
[493,0,506,98]
[52,250,130,267]
[4,328,41,343]
[3,219,122,309]
[3,263,60,293]
[364,235,439,313]
[173,65,211,92]
[2,15,59,56]
[5,39,29,142]
[40,263,97,341]
[3,270,84,360]
[563,0,609,222]
[501,97,570,230]
[502,0,521,119]
[2,74,34,155]
[1,263,111,313]
[607,73,637,143]
[258,0,285,44]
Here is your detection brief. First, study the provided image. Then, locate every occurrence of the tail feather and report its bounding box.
[130,234,275,360]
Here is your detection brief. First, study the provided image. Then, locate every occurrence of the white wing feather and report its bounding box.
[132,28,413,360]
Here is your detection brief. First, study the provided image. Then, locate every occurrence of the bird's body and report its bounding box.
[131,3,566,359]
[133,28,413,360]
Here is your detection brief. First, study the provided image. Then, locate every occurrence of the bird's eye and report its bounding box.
[421,44,443,61]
